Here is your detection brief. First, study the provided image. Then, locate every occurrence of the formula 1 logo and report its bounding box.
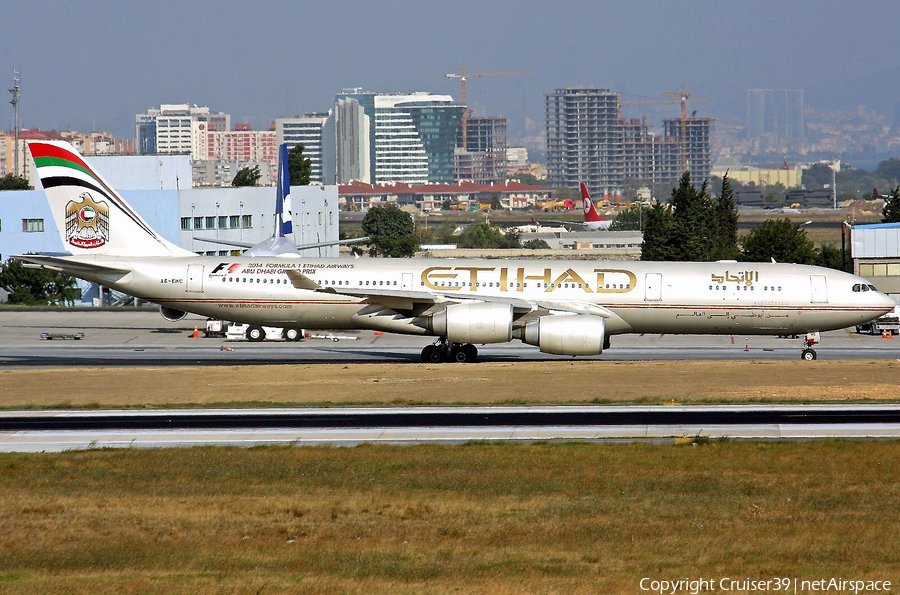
[65,193,109,249]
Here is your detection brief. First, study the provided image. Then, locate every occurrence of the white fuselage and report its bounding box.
[64,254,894,338]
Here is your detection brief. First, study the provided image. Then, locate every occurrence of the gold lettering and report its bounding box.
[549,268,593,293]
[593,268,636,293]
[456,267,494,291]
[421,266,461,291]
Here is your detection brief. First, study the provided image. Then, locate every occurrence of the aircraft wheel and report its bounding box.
[246,326,266,342]
[283,328,302,342]
[421,345,444,363]
[801,348,817,361]
[450,345,469,363]
[463,344,478,362]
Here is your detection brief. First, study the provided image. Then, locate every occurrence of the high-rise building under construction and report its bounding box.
[545,86,713,197]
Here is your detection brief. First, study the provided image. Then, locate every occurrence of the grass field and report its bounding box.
[0,441,898,593]
[2,360,899,409]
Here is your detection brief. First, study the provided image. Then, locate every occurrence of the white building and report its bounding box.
[334,91,464,185]
[136,104,230,157]
[276,113,335,185]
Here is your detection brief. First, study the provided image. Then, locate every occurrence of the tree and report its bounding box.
[876,158,900,187]
[288,144,312,185]
[740,219,816,264]
[0,173,30,190]
[711,174,740,261]
[640,202,677,261]
[523,238,551,250]
[641,172,739,262]
[609,204,648,231]
[231,165,261,187]
[802,163,833,190]
[0,259,79,305]
[510,173,547,187]
[361,206,419,257]
[882,186,900,223]
[456,223,521,249]
[816,244,844,270]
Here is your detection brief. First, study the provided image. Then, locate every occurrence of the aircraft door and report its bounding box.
[810,275,827,303]
[401,273,412,291]
[645,273,662,301]
[186,264,205,293]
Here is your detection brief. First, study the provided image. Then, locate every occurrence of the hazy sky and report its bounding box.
[3,0,899,139]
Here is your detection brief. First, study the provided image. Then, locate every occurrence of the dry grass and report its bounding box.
[1,360,899,409]
[0,441,898,593]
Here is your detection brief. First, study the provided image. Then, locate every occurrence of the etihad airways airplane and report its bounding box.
[16,141,894,362]
[534,183,612,231]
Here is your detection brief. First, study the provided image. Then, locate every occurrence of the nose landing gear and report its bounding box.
[800,332,820,361]
[421,338,478,363]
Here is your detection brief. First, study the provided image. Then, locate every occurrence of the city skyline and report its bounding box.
[3,0,899,142]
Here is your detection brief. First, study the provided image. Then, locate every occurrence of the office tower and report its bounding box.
[545,87,623,194]
[276,113,334,184]
[333,91,464,184]
[455,115,508,184]
[780,89,805,141]
[747,89,776,138]
[136,104,229,156]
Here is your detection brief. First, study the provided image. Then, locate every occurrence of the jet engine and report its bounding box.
[520,315,605,356]
[159,306,187,322]
[431,302,514,344]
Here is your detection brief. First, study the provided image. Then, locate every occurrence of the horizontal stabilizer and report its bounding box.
[13,254,132,276]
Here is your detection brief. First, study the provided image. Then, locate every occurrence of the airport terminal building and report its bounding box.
[852,222,900,301]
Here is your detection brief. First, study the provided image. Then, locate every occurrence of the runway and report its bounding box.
[1,309,898,367]
[3,405,900,451]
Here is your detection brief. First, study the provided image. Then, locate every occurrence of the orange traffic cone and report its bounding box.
[744,338,749,352]
[882,329,890,339]
[192,326,199,339]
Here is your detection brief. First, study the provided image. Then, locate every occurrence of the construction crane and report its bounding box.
[622,84,710,171]
[445,67,533,148]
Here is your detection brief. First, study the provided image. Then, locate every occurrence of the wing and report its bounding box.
[283,269,617,321]
[195,236,370,251]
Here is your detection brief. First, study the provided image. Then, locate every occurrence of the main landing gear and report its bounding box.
[800,332,820,361]
[421,338,478,363]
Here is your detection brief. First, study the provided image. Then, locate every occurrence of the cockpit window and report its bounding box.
[852,284,861,292]
[862,285,870,291]
[868,284,878,291]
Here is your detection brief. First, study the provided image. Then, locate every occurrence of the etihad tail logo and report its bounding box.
[65,192,109,249]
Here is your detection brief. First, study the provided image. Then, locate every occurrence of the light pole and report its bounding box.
[8,71,20,176]
[190,203,195,252]
[239,201,244,243]
[215,202,220,247]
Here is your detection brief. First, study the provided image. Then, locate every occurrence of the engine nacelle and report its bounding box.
[522,315,605,356]
[432,302,513,344]
[159,306,187,322]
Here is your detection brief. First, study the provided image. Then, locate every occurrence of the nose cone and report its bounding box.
[875,290,897,314]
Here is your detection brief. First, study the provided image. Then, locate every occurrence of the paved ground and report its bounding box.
[1,308,899,367]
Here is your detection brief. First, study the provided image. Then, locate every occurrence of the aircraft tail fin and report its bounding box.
[27,141,193,257]
[580,182,607,223]
[274,143,292,238]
